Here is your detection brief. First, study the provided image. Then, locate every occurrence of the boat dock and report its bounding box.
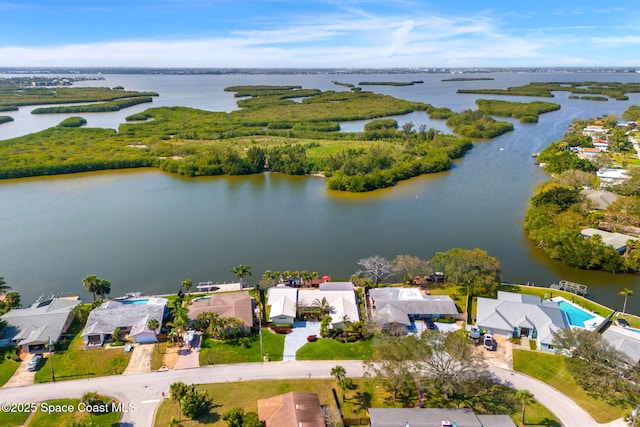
[550,279,588,296]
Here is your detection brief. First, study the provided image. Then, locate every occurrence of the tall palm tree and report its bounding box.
[96,279,111,300]
[0,277,11,294]
[169,381,188,420]
[330,365,346,381]
[231,264,252,286]
[619,288,634,315]
[148,318,161,353]
[515,390,535,426]
[82,275,100,300]
[181,278,192,294]
[312,297,334,316]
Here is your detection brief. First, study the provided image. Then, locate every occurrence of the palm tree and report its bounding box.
[515,389,535,426]
[96,279,111,300]
[312,297,334,317]
[0,277,11,294]
[4,291,20,309]
[181,278,192,294]
[231,264,252,286]
[330,365,346,381]
[619,288,634,315]
[82,275,100,300]
[169,381,188,420]
[148,318,161,353]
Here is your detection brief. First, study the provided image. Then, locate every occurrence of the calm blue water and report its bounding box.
[558,301,595,327]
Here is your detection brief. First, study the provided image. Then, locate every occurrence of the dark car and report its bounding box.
[425,319,436,330]
[616,318,630,328]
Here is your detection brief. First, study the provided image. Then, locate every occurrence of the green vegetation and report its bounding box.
[0,85,520,191]
[34,322,131,383]
[31,96,153,114]
[0,346,20,387]
[513,349,624,422]
[445,109,514,138]
[0,106,18,112]
[476,99,560,123]
[623,105,640,121]
[199,329,284,364]
[296,337,373,360]
[26,398,120,427]
[0,86,158,107]
[332,81,355,88]
[0,409,30,427]
[0,116,13,124]
[569,95,608,101]
[458,81,640,100]
[57,116,87,128]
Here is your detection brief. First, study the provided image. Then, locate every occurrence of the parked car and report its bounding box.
[483,334,494,351]
[425,319,436,330]
[616,318,629,328]
[27,354,42,371]
[469,327,481,340]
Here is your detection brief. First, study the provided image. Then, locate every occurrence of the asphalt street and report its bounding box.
[0,361,627,427]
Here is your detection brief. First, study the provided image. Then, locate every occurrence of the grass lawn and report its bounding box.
[296,337,373,360]
[150,341,170,371]
[27,398,120,427]
[34,323,132,383]
[199,330,284,364]
[512,349,624,423]
[0,347,20,387]
[154,379,338,427]
[0,409,30,427]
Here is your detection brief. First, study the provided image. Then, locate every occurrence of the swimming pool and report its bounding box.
[558,301,595,327]
[121,299,149,305]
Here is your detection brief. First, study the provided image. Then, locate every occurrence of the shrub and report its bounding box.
[307,335,318,342]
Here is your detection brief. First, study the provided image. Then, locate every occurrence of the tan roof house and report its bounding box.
[187,292,255,328]
[258,392,325,427]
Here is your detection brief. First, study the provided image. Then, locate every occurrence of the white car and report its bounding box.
[469,327,480,340]
[483,334,494,350]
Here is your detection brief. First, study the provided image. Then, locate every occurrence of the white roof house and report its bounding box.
[1,297,81,352]
[476,291,569,351]
[82,297,167,345]
[597,168,629,186]
[266,285,298,325]
[297,287,360,328]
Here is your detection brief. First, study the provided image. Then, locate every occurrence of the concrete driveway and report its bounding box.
[3,354,36,387]
[283,321,321,361]
[123,343,154,374]
[173,332,201,369]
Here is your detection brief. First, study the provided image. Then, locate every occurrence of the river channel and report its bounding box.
[0,72,639,314]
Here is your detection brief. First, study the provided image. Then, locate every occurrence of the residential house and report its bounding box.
[475,291,569,351]
[601,325,640,364]
[597,168,629,187]
[257,392,325,427]
[368,408,516,427]
[581,228,638,253]
[369,287,460,331]
[1,296,80,353]
[187,292,255,332]
[582,125,607,138]
[82,297,167,345]
[266,285,298,325]
[580,189,618,210]
[577,147,601,160]
[297,282,360,329]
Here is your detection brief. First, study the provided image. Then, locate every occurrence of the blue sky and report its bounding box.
[1,0,639,68]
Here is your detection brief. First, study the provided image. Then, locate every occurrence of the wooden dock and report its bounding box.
[550,279,588,296]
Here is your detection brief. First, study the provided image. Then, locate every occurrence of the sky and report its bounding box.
[1,0,639,68]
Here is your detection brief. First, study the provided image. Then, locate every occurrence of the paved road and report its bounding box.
[0,361,626,427]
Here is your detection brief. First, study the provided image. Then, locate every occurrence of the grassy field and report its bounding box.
[150,341,169,371]
[0,397,121,427]
[296,337,373,360]
[199,330,284,364]
[153,377,560,427]
[512,349,624,423]
[34,323,132,383]
[0,347,20,387]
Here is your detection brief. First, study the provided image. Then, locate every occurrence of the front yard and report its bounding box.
[296,337,373,360]
[34,322,132,383]
[199,329,284,364]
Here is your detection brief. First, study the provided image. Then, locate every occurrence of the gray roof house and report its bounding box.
[580,189,618,210]
[602,325,640,363]
[476,291,569,351]
[581,228,638,253]
[266,286,298,325]
[370,287,460,330]
[1,297,81,353]
[368,408,516,427]
[82,297,167,345]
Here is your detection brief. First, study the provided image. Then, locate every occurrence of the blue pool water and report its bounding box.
[121,299,149,305]
[628,328,640,334]
[558,301,595,327]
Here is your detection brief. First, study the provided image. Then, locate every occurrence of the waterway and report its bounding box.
[0,72,639,314]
